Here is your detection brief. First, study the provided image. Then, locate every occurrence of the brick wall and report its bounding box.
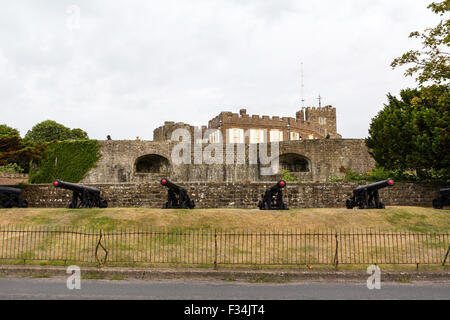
[16,182,441,209]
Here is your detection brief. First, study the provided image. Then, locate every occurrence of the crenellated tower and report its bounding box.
[303,105,340,138]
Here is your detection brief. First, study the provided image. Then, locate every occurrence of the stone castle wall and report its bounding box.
[0,172,29,185]
[304,106,338,138]
[79,139,375,184]
[208,107,339,142]
[16,182,441,208]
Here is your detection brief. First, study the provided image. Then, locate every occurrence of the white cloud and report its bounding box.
[0,0,441,139]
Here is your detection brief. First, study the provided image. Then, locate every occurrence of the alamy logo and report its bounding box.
[366,265,381,290]
[66,265,81,290]
[170,128,280,175]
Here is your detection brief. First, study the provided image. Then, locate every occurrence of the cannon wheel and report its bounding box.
[432,198,442,209]
[257,201,263,210]
[20,199,28,208]
[345,199,354,209]
[67,202,77,208]
[99,199,108,208]
[378,202,385,209]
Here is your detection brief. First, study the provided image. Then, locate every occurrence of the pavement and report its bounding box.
[0,277,449,300]
[1,265,449,283]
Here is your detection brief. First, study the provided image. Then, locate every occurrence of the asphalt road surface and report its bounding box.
[0,277,449,300]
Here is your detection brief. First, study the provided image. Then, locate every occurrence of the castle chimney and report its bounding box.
[239,109,247,116]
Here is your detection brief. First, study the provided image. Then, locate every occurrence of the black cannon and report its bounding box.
[346,179,394,209]
[0,186,28,208]
[258,180,288,210]
[53,180,108,208]
[432,188,450,209]
[160,178,195,209]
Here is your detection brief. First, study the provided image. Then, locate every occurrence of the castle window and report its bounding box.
[269,130,283,142]
[227,128,244,143]
[308,135,314,140]
[208,130,222,143]
[249,129,267,144]
[319,117,327,125]
[290,132,300,141]
[135,154,170,174]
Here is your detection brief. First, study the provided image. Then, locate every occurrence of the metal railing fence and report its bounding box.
[0,225,449,268]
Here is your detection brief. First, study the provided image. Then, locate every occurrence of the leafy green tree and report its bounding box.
[366,85,449,181]
[25,120,89,143]
[70,128,89,140]
[0,124,44,171]
[391,0,449,84]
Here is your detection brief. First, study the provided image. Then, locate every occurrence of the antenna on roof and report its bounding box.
[317,94,322,107]
[300,62,305,108]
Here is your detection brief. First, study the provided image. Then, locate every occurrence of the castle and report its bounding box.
[153,106,341,144]
[80,105,375,184]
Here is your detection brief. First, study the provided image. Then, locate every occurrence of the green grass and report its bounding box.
[395,275,413,283]
[82,272,105,280]
[248,275,292,283]
[31,273,50,278]
[0,207,448,271]
[0,207,448,232]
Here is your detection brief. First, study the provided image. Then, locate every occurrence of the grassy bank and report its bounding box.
[0,206,448,232]
[0,207,449,269]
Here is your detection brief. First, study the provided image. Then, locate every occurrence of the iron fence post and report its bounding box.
[334,232,339,270]
[214,229,218,270]
[443,246,450,266]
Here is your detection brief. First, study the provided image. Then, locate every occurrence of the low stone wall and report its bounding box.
[0,172,28,186]
[13,182,442,209]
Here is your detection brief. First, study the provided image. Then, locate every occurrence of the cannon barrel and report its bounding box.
[346,179,394,210]
[0,186,28,208]
[53,180,100,194]
[160,178,186,192]
[53,180,106,208]
[160,178,194,209]
[354,179,394,192]
[266,180,287,194]
[0,186,22,194]
[258,180,288,210]
[433,187,450,209]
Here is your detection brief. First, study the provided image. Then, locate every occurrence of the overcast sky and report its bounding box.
[0,0,441,140]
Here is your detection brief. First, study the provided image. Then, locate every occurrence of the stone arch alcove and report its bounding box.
[279,153,310,172]
[135,154,170,174]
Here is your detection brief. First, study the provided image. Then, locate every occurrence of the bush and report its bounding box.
[281,170,298,182]
[0,163,24,174]
[339,167,445,183]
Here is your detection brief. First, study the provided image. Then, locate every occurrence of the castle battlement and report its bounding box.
[155,106,341,142]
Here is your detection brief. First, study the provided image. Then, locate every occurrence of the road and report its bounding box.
[0,277,449,300]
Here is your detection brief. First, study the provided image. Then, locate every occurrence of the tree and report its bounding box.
[25,120,89,143]
[366,85,449,180]
[0,124,44,170]
[391,0,449,85]
[70,128,89,140]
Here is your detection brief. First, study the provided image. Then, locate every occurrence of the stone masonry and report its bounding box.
[80,139,375,184]
[17,182,441,208]
[154,106,341,144]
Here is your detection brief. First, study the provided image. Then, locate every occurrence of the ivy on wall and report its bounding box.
[29,140,101,184]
